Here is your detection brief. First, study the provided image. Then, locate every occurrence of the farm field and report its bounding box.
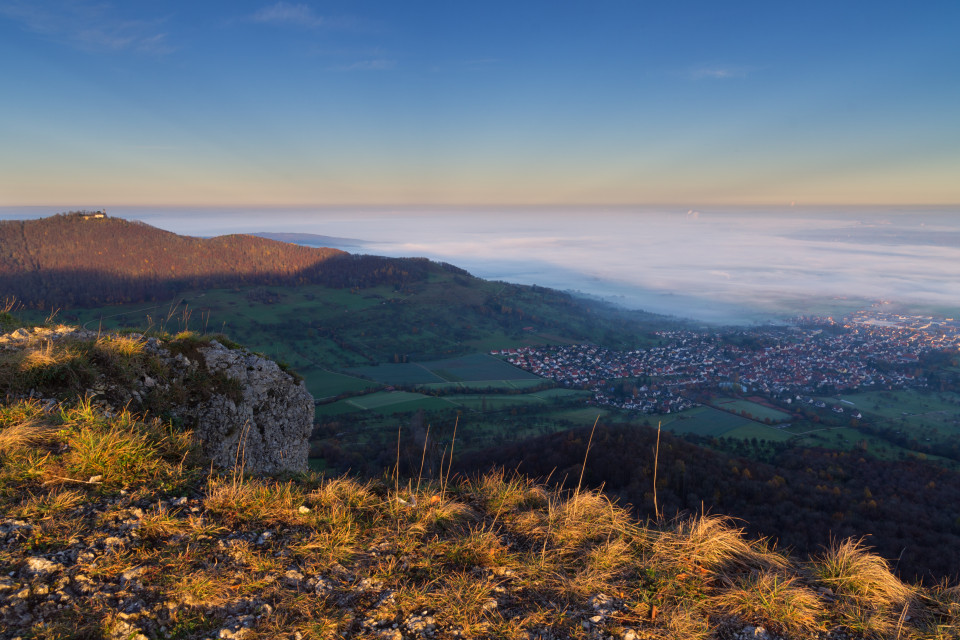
[419,353,541,381]
[351,353,541,385]
[711,397,792,423]
[453,394,552,411]
[723,423,795,442]
[835,390,960,437]
[450,388,591,411]
[301,367,381,399]
[419,379,547,392]
[347,363,446,385]
[346,391,436,410]
[658,406,756,438]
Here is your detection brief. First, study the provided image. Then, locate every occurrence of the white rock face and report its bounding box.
[179,340,314,475]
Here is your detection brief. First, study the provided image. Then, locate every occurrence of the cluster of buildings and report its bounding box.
[493,311,960,415]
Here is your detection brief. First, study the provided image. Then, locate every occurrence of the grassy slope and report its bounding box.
[1,317,958,639]
[2,398,958,640]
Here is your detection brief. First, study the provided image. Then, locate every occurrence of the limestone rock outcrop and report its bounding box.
[0,326,314,475]
[177,340,314,475]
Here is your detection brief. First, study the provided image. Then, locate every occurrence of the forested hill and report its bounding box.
[0,212,449,308]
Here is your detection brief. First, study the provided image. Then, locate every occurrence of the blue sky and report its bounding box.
[1,0,958,206]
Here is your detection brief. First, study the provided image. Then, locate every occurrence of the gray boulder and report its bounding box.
[180,341,314,475]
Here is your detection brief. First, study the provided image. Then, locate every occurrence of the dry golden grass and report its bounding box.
[472,469,550,515]
[95,333,146,358]
[0,416,60,458]
[813,538,915,609]
[651,514,788,574]
[204,474,307,527]
[810,538,919,638]
[59,404,197,488]
[2,372,959,640]
[712,570,824,635]
[10,487,85,519]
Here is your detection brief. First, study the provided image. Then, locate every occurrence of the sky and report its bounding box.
[2,0,959,207]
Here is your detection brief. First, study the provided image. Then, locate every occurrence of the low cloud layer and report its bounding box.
[20,206,958,324]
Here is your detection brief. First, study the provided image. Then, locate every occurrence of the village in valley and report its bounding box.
[495,309,960,418]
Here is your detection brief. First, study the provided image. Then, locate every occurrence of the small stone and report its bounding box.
[122,567,145,583]
[481,599,498,611]
[283,570,304,586]
[298,506,311,514]
[171,497,188,507]
[621,631,638,640]
[23,557,59,577]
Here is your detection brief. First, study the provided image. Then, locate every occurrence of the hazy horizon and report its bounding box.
[4,205,958,324]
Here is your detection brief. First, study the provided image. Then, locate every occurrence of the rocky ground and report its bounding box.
[1,323,958,639]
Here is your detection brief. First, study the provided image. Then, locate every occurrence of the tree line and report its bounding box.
[0,213,439,308]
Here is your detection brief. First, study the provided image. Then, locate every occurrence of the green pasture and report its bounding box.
[370,397,458,415]
[351,353,542,386]
[348,363,446,385]
[795,427,956,466]
[451,395,547,411]
[300,368,380,399]
[529,388,590,400]
[420,353,541,381]
[826,390,960,437]
[659,406,754,438]
[418,378,547,392]
[712,397,792,423]
[346,391,431,410]
[314,401,363,418]
[723,423,795,442]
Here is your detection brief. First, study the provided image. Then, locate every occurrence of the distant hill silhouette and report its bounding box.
[0,212,454,308]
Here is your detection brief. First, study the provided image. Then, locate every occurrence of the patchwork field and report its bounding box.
[301,368,381,399]
[347,363,447,385]
[418,379,547,392]
[658,406,757,438]
[834,389,960,437]
[722,423,795,442]
[350,353,541,386]
[711,397,793,423]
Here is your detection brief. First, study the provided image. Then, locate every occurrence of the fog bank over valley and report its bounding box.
[4,206,958,324]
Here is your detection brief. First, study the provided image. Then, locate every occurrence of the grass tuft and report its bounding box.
[712,570,824,635]
[812,538,914,610]
[651,513,787,575]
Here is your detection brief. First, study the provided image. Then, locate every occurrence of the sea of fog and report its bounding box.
[4,206,959,324]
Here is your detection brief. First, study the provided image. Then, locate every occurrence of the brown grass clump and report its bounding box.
[0,339,95,393]
[96,333,145,358]
[307,476,380,513]
[10,488,85,520]
[0,416,60,459]
[59,402,198,489]
[472,469,550,515]
[0,399,197,497]
[712,570,824,635]
[811,538,919,637]
[651,514,788,575]
[204,475,307,527]
[813,538,914,609]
